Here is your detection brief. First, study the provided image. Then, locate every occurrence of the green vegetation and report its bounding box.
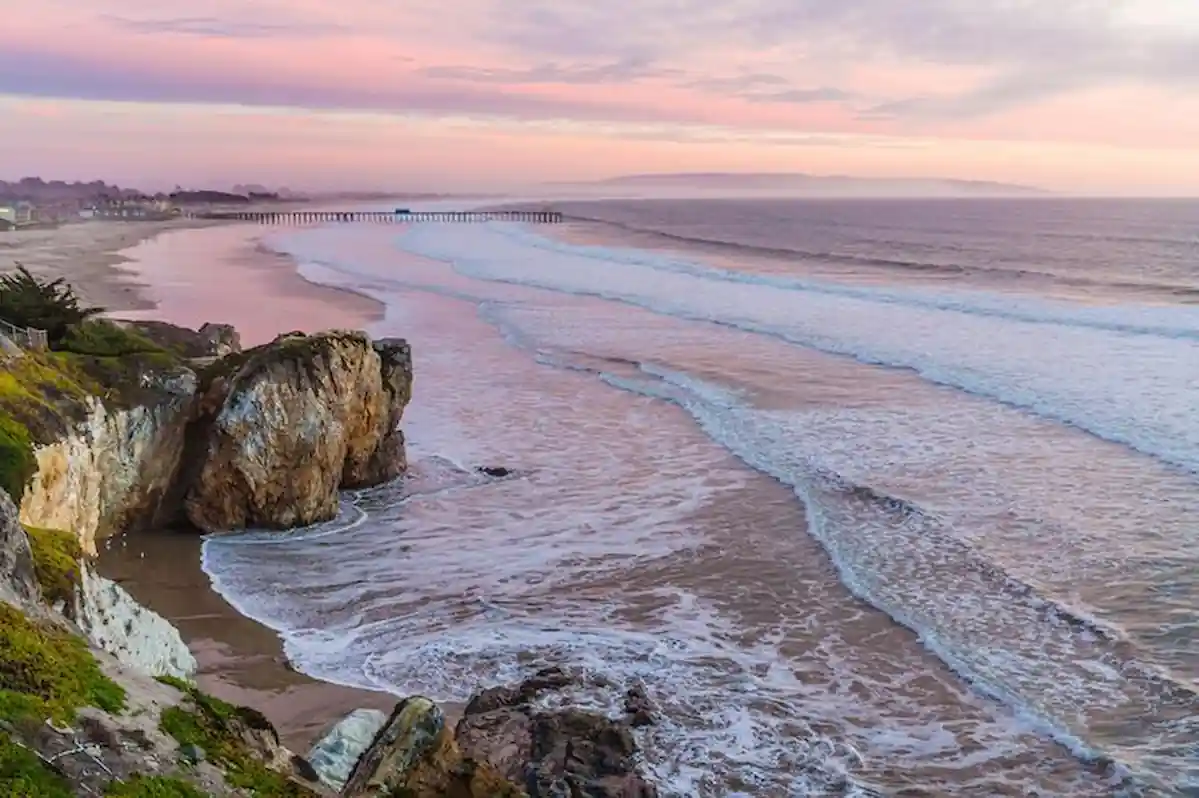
[0,411,34,501]
[104,774,210,798]
[0,602,125,725]
[0,731,74,797]
[59,319,170,359]
[0,265,104,348]
[159,683,316,798]
[23,526,82,607]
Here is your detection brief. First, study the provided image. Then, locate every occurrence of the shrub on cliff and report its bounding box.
[0,412,34,501]
[0,265,103,347]
[58,319,170,359]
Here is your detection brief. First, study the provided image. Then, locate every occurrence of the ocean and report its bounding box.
[200,197,1199,796]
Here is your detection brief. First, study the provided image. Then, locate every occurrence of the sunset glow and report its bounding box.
[4,0,1198,194]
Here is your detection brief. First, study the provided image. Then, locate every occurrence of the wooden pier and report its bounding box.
[184,209,562,224]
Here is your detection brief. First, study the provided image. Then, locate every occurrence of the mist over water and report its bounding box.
[202,198,1199,796]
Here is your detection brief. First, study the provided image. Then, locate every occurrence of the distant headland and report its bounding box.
[552,172,1051,198]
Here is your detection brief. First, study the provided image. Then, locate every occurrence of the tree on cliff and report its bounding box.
[0,265,103,346]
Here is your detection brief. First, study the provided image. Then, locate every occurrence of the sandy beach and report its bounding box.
[5,219,397,752]
[0,219,219,311]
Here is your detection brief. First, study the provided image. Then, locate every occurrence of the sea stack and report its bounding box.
[180,330,412,532]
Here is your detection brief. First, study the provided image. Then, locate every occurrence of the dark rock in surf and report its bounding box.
[455,666,658,798]
[477,466,512,478]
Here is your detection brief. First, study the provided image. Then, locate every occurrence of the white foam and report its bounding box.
[194,220,1148,795]
[395,222,1199,475]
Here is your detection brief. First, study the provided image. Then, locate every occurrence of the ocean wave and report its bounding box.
[488,223,1199,341]
[592,361,1194,794]
[554,213,1199,297]
[394,222,1199,476]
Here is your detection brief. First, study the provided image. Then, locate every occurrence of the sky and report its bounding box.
[2,0,1199,194]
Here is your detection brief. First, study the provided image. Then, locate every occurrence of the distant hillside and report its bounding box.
[564,172,1049,197]
[0,177,143,203]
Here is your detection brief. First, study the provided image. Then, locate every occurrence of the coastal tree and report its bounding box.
[0,264,103,346]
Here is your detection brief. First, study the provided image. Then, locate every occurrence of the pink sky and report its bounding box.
[3,0,1199,194]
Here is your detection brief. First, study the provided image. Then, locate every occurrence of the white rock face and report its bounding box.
[19,372,194,556]
[76,565,197,680]
[307,708,388,791]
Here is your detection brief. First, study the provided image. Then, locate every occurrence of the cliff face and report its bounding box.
[182,331,412,532]
[7,326,412,543]
[19,370,196,555]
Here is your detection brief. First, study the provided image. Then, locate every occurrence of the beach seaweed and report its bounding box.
[159,684,317,798]
[0,602,126,725]
[22,525,83,608]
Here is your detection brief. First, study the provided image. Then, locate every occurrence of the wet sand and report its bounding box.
[0,219,219,311]
[109,224,384,347]
[97,533,396,751]
[92,222,395,751]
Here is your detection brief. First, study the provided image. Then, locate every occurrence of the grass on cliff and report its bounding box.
[1,739,211,798]
[104,773,211,798]
[0,317,189,501]
[23,525,83,608]
[0,411,35,501]
[0,602,125,726]
[0,730,75,797]
[157,679,317,798]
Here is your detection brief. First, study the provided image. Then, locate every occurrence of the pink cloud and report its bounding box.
[2,0,1198,192]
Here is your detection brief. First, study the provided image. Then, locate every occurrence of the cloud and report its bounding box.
[8,0,1199,128]
[478,0,1199,116]
[418,58,679,85]
[98,14,350,39]
[0,45,700,128]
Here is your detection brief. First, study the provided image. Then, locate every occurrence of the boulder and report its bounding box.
[308,708,389,792]
[181,331,412,532]
[198,323,242,358]
[341,697,520,797]
[456,667,658,798]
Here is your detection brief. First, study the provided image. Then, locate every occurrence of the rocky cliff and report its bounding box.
[0,319,660,797]
[4,323,412,545]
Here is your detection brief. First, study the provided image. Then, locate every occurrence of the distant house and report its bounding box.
[0,206,15,224]
[14,201,36,223]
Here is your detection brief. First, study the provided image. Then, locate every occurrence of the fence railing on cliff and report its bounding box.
[0,317,48,350]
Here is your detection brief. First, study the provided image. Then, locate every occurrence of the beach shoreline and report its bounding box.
[5,218,398,752]
[0,218,223,312]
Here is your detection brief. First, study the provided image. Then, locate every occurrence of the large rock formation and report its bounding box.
[181,331,412,532]
[326,668,658,797]
[7,324,411,541]
[455,667,658,798]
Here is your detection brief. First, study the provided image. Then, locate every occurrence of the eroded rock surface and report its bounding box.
[18,363,197,555]
[342,697,520,797]
[337,669,658,798]
[308,707,388,792]
[0,490,39,607]
[456,667,659,798]
[182,331,412,532]
[75,565,198,680]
